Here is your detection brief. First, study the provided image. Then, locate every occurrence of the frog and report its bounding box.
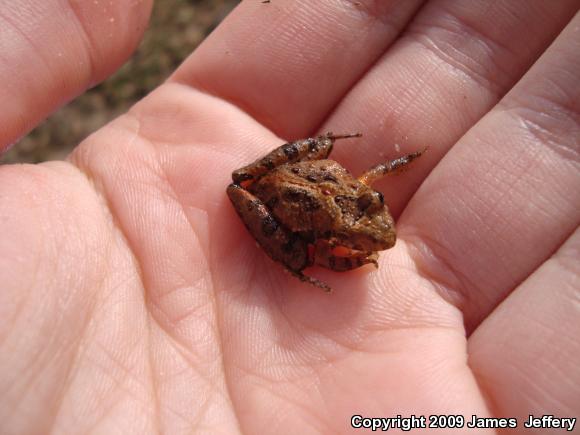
[227,132,425,291]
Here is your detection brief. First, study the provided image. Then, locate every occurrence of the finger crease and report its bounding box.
[405,16,515,99]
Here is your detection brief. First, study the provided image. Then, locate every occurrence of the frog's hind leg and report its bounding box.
[227,184,318,279]
[228,184,333,292]
[358,148,427,186]
[232,132,361,185]
[227,184,309,270]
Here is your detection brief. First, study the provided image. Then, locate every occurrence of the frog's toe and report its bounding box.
[368,252,379,268]
[292,270,333,292]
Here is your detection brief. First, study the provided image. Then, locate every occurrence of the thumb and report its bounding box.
[0,0,152,152]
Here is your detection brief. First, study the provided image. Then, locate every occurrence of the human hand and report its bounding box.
[1,1,578,434]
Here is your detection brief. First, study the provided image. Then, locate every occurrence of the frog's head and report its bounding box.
[331,190,396,252]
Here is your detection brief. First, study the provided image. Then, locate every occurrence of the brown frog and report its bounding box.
[227,132,425,291]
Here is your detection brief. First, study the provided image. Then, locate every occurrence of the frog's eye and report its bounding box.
[358,191,384,213]
[357,193,374,211]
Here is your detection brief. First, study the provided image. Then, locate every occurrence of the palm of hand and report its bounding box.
[1,1,579,434]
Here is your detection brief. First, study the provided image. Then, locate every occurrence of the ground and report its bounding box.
[2,0,239,164]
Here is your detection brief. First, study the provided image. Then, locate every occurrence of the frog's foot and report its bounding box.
[319,251,379,271]
[358,147,428,186]
[315,240,379,271]
[291,270,333,292]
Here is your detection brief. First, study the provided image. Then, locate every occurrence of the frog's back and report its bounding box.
[249,160,361,234]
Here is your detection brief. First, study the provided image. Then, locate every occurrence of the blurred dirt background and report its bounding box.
[2,0,240,164]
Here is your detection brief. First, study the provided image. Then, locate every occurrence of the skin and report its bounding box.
[0,1,579,434]
[228,132,421,291]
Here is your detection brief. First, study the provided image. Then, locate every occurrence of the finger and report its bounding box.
[468,228,580,426]
[324,0,579,216]
[401,14,580,332]
[0,0,152,151]
[171,0,424,138]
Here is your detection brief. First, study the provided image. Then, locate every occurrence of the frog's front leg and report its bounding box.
[232,132,361,185]
[358,148,427,186]
[227,184,332,291]
[314,240,379,271]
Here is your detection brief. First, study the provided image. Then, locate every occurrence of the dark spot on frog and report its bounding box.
[266,196,279,210]
[329,256,336,269]
[261,215,279,236]
[247,199,261,212]
[291,167,301,174]
[300,169,336,184]
[262,158,275,170]
[322,173,338,183]
[376,191,384,204]
[307,138,318,152]
[234,173,253,183]
[298,230,315,244]
[282,233,300,253]
[282,143,299,160]
[283,188,320,211]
